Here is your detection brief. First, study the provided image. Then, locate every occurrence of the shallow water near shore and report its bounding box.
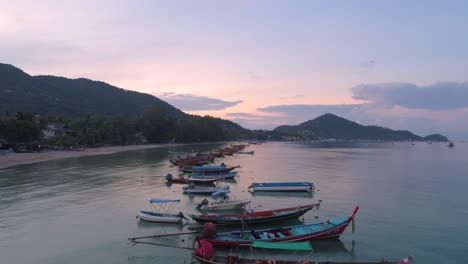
[0,142,467,264]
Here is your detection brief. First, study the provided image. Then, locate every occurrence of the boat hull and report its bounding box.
[250,182,314,192]
[192,255,413,264]
[190,203,319,226]
[183,185,230,194]
[196,207,359,248]
[200,200,251,211]
[136,211,182,223]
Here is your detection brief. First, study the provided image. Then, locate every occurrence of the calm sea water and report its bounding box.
[0,142,467,264]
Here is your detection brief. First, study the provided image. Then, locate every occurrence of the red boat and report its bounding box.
[192,240,414,264]
[195,207,359,248]
[189,203,320,226]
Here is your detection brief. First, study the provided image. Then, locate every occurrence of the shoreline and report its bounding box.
[0,143,203,169]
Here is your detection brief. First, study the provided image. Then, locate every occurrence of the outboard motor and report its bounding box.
[203,222,217,238]
[165,173,173,180]
[177,212,188,220]
[197,198,209,209]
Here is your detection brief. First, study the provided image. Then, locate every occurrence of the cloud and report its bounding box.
[280,94,305,100]
[156,93,243,111]
[258,104,362,116]
[351,82,468,110]
[360,60,376,69]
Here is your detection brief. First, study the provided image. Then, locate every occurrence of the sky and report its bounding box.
[1,0,468,139]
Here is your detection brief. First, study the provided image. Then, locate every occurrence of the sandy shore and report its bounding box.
[0,143,189,169]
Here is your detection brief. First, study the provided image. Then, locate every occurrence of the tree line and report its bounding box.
[0,108,234,147]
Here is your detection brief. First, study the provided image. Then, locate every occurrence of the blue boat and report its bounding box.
[248,182,314,192]
[189,172,238,179]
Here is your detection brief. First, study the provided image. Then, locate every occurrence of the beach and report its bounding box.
[0,143,188,169]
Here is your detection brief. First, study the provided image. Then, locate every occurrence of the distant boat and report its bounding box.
[165,173,220,184]
[249,182,315,192]
[235,150,254,155]
[448,142,455,148]
[180,164,239,174]
[183,184,230,194]
[136,199,187,223]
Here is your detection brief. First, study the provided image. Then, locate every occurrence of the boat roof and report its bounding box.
[252,241,313,251]
[212,189,231,197]
[149,199,181,204]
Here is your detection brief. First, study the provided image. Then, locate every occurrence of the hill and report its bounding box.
[0,63,184,119]
[423,134,449,142]
[274,113,434,141]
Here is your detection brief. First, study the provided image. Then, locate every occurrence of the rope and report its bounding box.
[128,230,200,241]
[130,240,195,251]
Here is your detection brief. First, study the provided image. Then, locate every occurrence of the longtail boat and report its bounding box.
[195,207,359,247]
[192,240,414,264]
[189,202,320,226]
[189,172,238,179]
[165,173,220,184]
[170,159,210,166]
[183,184,230,194]
[235,150,254,155]
[249,182,315,192]
[180,164,239,174]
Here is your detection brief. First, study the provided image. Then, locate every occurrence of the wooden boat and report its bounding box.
[249,182,315,192]
[195,207,359,247]
[165,173,220,184]
[171,159,212,166]
[189,202,320,226]
[197,190,251,211]
[189,172,238,179]
[180,164,239,174]
[193,240,414,264]
[136,199,187,223]
[183,184,230,194]
[235,150,254,155]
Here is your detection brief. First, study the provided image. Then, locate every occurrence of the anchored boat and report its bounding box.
[195,207,359,247]
[183,184,230,194]
[193,240,414,264]
[190,202,320,226]
[249,182,315,192]
[180,164,239,174]
[189,172,238,179]
[136,199,187,223]
[197,190,251,211]
[165,173,220,184]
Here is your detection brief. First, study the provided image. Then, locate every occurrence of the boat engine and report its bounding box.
[165,173,173,180]
[177,212,188,220]
[203,222,217,238]
[197,198,209,209]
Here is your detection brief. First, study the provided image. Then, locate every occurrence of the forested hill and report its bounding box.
[274,113,447,141]
[0,63,184,119]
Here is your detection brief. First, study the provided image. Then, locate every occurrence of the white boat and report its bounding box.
[183,184,230,194]
[248,182,315,192]
[197,190,251,211]
[136,199,187,223]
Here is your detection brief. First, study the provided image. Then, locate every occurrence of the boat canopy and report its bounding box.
[212,189,231,197]
[149,199,181,204]
[251,241,313,251]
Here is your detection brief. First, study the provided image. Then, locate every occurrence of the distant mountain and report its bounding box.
[423,134,449,142]
[273,113,443,141]
[0,63,184,119]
